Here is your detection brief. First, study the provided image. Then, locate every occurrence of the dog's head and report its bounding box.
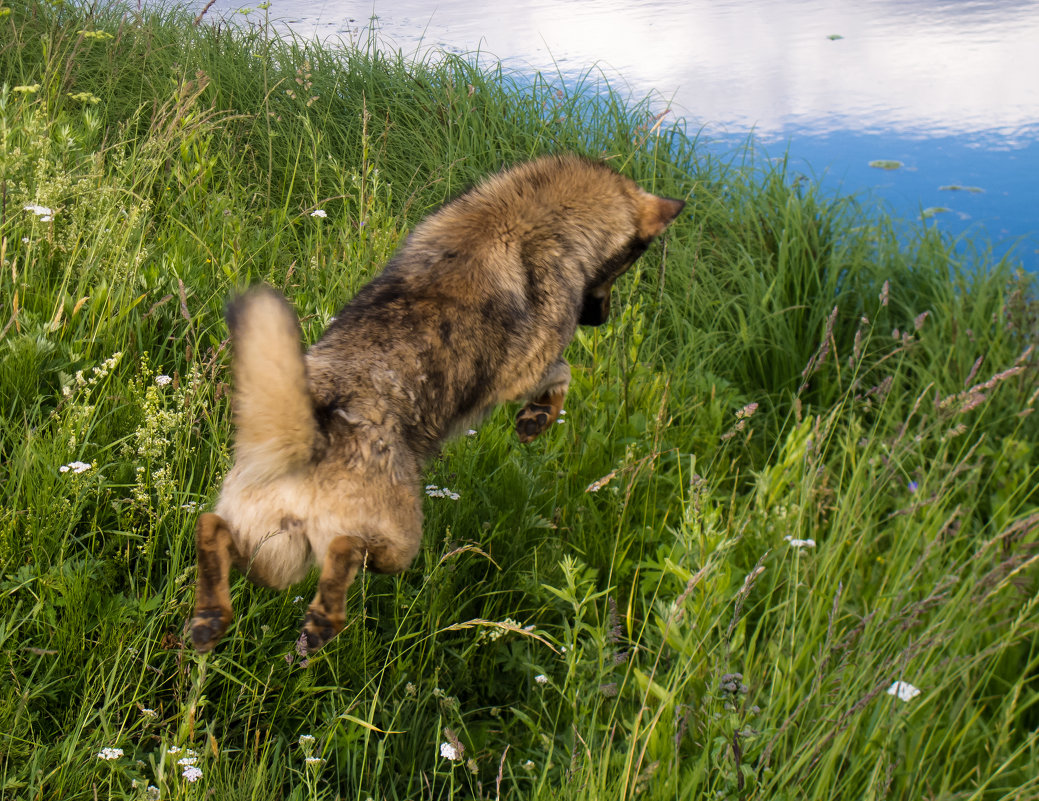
[579,190,685,326]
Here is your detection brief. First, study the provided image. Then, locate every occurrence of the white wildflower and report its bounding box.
[25,204,55,221]
[298,734,316,746]
[293,595,304,603]
[167,746,182,755]
[181,765,203,782]
[887,680,921,702]
[425,485,460,500]
[534,674,548,685]
[146,787,160,800]
[440,741,460,761]
[155,375,173,387]
[310,209,327,218]
[97,747,123,760]
[784,536,816,548]
[304,757,325,765]
[177,756,197,766]
[466,429,478,436]
[522,759,535,771]
[60,461,93,474]
[140,707,157,718]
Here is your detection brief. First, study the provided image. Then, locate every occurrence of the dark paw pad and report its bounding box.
[516,403,554,443]
[301,610,341,654]
[190,608,228,652]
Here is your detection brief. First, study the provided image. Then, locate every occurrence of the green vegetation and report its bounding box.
[2,2,1037,799]
[868,160,904,170]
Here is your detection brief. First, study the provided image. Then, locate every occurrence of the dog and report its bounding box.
[189,154,684,653]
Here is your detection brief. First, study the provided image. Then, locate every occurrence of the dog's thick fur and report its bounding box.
[190,154,684,653]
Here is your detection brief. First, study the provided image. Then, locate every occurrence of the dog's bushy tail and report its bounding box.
[226,286,318,484]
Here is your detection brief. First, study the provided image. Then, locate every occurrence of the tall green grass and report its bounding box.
[1,2,1037,799]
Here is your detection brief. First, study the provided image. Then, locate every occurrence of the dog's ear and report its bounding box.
[579,287,611,327]
[635,192,685,240]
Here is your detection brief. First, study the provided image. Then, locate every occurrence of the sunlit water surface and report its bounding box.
[198,0,1039,271]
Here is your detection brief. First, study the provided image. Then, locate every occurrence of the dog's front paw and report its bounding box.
[301,608,344,654]
[190,607,231,653]
[516,401,556,443]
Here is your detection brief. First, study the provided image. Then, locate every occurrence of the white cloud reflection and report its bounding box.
[212,0,1039,143]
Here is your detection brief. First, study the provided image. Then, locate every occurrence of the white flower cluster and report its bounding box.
[167,746,202,781]
[60,461,93,474]
[440,741,460,761]
[97,747,123,760]
[24,203,54,222]
[62,351,123,397]
[425,484,460,500]
[155,374,173,387]
[784,535,816,549]
[887,680,921,702]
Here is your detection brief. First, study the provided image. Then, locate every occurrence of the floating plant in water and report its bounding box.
[938,184,985,193]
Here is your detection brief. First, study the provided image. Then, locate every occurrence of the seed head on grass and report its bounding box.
[799,305,839,393]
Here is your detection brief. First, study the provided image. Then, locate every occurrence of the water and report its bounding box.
[198,0,1039,271]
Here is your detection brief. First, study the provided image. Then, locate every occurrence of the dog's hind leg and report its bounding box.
[301,534,366,654]
[190,513,239,652]
[516,359,571,443]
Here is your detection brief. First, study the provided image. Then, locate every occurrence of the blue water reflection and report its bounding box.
[201,0,1039,271]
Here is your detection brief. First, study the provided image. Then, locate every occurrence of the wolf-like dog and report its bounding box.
[189,154,684,653]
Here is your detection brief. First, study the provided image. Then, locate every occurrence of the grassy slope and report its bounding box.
[1,2,1038,799]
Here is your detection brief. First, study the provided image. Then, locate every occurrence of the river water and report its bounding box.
[196,0,1039,272]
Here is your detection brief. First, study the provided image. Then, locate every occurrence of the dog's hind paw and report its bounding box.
[301,609,343,654]
[516,401,556,442]
[190,608,230,652]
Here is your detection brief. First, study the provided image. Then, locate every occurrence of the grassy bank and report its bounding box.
[2,2,1038,799]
